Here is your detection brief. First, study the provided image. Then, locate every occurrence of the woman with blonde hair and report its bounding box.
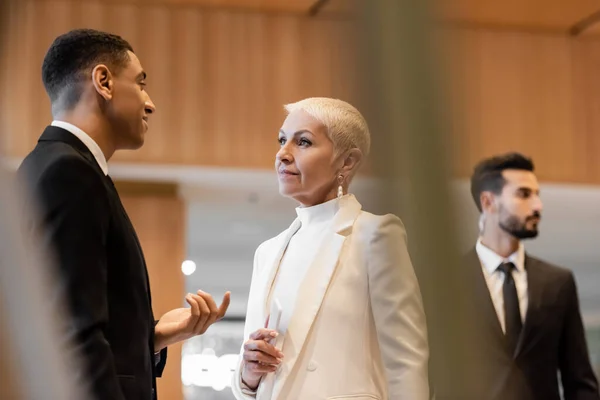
[232,97,429,400]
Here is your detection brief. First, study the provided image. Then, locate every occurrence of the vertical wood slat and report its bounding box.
[120,192,186,400]
[442,28,584,182]
[0,1,354,169]
[571,38,600,183]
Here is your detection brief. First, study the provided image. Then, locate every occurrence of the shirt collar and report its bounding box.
[51,120,108,175]
[476,238,525,275]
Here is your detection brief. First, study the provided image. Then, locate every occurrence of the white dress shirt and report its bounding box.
[476,239,528,333]
[270,197,340,335]
[51,120,108,175]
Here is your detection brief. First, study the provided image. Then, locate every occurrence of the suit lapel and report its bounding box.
[468,250,546,360]
[260,219,302,318]
[466,249,506,350]
[104,174,154,310]
[270,195,362,400]
[514,255,545,358]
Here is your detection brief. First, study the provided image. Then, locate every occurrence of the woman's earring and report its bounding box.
[337,174,344,198]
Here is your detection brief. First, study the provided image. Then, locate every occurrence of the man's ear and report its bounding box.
[91,64,113,101]
[480,191,497,214]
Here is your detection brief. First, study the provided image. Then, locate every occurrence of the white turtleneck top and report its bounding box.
[270,196,341,335]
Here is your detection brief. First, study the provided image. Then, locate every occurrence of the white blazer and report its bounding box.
[232,195,429,400]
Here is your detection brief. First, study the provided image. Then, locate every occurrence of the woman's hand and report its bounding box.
[241,328,284,390]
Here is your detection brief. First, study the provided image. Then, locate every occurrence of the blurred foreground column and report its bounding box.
[0,1,84,398]
[354,1,488,398]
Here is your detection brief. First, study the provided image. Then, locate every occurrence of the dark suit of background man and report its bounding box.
[17,29,231,400]
[462,152,599,400]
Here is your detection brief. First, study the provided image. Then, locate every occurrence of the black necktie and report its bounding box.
[498,262,522,355]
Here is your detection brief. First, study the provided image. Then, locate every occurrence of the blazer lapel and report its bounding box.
[260,219,302,318]
[465,249,506,350]
[514,255,545,359]
[270,195,362,400]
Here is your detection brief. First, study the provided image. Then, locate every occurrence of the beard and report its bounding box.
[498,210,540,239]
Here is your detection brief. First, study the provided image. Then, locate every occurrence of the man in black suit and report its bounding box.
[463,152,599,400]
[17,29,230,400]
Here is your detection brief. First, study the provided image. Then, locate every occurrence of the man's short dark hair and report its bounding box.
[41,28,134,112]
[470,152,535,212]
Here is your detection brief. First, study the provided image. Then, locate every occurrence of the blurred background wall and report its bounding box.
[2,0,600,181]
[1,0,600,399]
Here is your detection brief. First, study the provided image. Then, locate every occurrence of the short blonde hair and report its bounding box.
[283,97,371,157]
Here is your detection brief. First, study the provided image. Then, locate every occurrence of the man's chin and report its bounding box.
[118,136,145,151]
[513,229,539,240]
[131,130,146,147]
[500,222,539,240]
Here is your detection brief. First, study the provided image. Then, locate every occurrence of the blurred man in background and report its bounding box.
[464,152,599,400]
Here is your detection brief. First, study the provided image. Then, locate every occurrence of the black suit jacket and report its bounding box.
[17,126,167,400]
[457,249,599,400]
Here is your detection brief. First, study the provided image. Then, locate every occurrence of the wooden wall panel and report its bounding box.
[120,192,186,400]
[0,0,355,168]
[571,38,600,183]
[3,0,600,184]
[441,27,597,183]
